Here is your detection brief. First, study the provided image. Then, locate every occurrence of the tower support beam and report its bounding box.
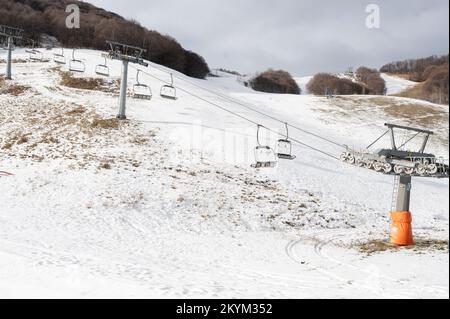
[6,37,12,80]
[106,40,148,120]
[117,61,129,119]
[390,175,414,246]
[395,175,412,212]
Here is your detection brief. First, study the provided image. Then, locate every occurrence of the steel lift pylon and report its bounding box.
[106,41,149,119]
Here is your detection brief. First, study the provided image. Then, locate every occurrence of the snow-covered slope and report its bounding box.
[0,49,448,298]
[294,76,313,95]
[381,73,417,95]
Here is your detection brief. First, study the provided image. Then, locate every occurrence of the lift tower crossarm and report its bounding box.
[106,41,148,66]
[0,25,24,39]
[384,123,434,152]
[384,123,434,135]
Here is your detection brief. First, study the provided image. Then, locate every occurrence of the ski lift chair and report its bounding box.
[251,125,278,168]
[95,54,110,77]
[133,70,152,100]
[53,48,66,65]
[69,49,85,73]
[277,123,296,160]
[29,49,43,61]
[160,73,177,100]
[26,41,43,62]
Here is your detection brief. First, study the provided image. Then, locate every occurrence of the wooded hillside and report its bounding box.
[0,0,210,78]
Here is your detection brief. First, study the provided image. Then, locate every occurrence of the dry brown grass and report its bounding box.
[12,59,31,63]
[332,96,448,127]
[99,161,112,170]
[0,76,31,96]
[356,239,449,256]
[384,103,448,127]
[66,106,86,115]
[394,83,425,100]
[131,135,150,145]
[1,132,31,150]
[60,71,105,90]
[57,69,119,93]
[91,117,120,129]
[2,84,31,96]
[0,96,159,171]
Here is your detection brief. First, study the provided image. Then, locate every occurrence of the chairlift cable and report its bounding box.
[130,65,340,161]
[366,130,390,150]
[398,132,422,150]
[146,61,346,148]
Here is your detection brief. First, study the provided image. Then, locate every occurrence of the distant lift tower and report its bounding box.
[0,25,24,80]
[106,41,148,119]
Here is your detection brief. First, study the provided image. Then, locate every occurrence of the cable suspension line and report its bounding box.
[129,65,340,161]
[146,61,346,148]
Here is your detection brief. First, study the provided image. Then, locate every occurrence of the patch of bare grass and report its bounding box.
[327,96,448,128]
[393,83,425,100]
[355,239,449,256]
[12,58,31,63]
[0,80,31,96]
[384,103,448,127]
[57,69,119,93]
[91,117,120,129]
[99,161,112,170]
[66,106,86,115]
[60,71,105,90]
[5,84,31,96]
[1,132,31,150]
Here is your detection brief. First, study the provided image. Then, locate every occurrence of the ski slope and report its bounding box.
[381,73,418,95]
[0,49,448,298]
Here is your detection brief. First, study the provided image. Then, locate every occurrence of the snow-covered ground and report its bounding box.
[381,73,418,95]
[0,49,448,298]
[294,76,313,95]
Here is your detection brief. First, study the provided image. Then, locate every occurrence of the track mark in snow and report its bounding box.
[286,231,448,298]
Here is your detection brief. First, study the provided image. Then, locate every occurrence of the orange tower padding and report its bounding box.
[390,211,414,246]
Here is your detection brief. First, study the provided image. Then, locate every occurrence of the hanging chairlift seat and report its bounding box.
[28,49,43,62]
[53,48,66,65]
[277,139,296,160]
[133,70,152,100]
[251,125,278,168]
[251,146,278,168]
[160,73,177,100]
[25,41,43,62]
[69,49,86,73]
[276,123,296,160]
[95,55,110,77]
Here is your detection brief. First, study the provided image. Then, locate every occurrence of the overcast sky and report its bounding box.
[87,0,449,76]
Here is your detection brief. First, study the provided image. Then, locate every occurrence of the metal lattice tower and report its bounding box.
[0,25,24,80]
[106,41,149,119]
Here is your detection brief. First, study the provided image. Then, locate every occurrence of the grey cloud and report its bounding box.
[87,0,449,76]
